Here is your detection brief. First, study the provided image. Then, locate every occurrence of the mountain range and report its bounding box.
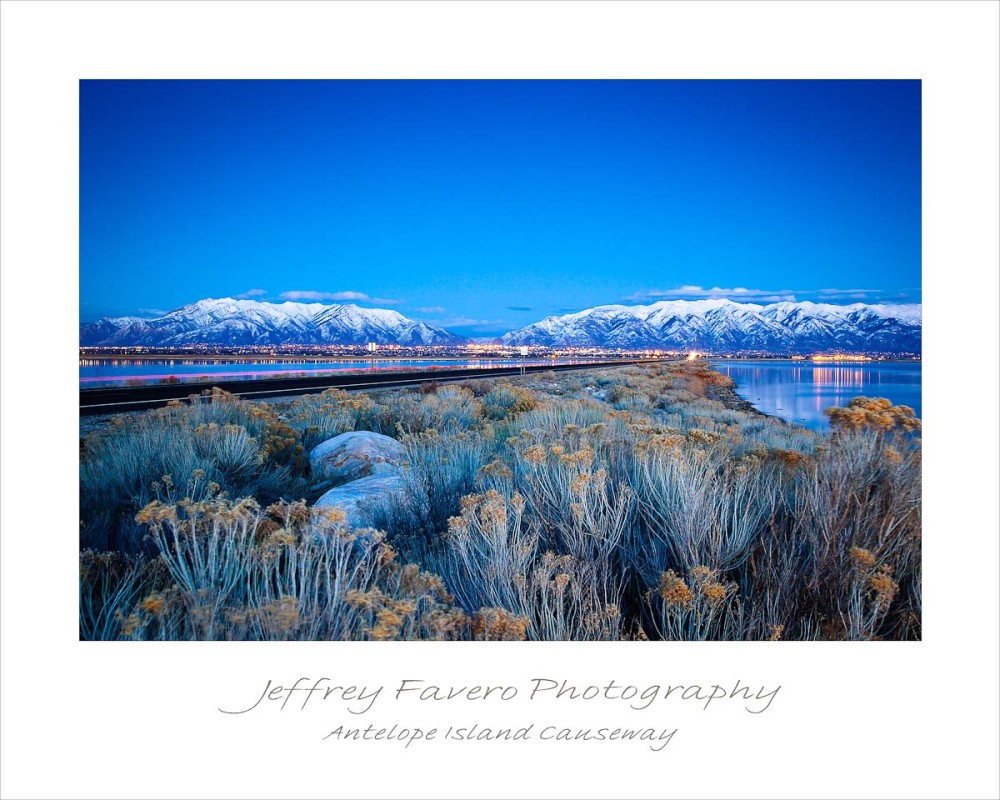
[81,297,922,354]
[80,298,465,347]
[499,299,922,353]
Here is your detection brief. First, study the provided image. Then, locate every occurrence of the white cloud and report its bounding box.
[235,288,267,298]
[814,288,885,301]
[137,308,168,317]
[414,306,447,314]
[430,316,509,330]
[814,288,921,303]
[625,286,798,303]
[279,290,402,305]
[625,285,919,305]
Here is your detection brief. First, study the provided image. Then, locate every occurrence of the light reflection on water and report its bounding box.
[79,358,583,388]
[712,360,922,431]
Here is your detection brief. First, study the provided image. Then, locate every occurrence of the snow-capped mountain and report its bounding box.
[500,299,921,353]
[82,297,922,353]
[80,298,467,346]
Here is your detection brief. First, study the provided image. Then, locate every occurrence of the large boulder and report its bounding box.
[314,473,405,528]
[309,431,406,485]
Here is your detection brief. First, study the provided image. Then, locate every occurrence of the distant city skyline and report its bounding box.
[81,80,921,337]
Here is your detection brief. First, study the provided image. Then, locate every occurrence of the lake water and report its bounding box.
[79,357,586,388]
[712,360,922,431]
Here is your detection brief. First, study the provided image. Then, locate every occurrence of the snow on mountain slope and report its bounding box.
[501,299,921,353]
[80,298,467,346]
[81,296,922,353]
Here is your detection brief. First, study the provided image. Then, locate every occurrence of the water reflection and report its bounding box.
[713,360,922,431]
[79,358,585,388]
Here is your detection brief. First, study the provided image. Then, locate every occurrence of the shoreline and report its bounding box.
[80,360,776,436]
[701,363,771,420]
[78,361,667,435]
[708,383,770,419]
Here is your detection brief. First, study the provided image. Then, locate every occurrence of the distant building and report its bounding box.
[366,342,378,353]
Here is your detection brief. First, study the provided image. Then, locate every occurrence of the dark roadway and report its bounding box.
[79,359,660,415]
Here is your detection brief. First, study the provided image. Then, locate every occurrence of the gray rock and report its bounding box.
[309,431,406,485]
[314,473,405,528]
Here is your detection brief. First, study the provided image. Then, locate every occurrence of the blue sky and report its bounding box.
[80,80,920,336]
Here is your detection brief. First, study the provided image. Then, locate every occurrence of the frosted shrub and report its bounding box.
[826,397,921,433]
[79,551,153,641]
[80,360,921,641]
[289,388,393,436]
[787,428,921,639]
[610,388,653,412]
[629,443,779,580]
[136,496,262,638]
[193,423,261,484]
[516,398,609,436]
[442,489,536,611]
[368,429,496,553]
[648,567,741,641]
[80,394,301,553]
[173,388,265,431]
[515,552,622,641]
[381,385,482,434]
[81,422,211,552]
[441,490,622,641]
[284,392,357,451]
[102,497,471,641]
[417,386,482,431]
[481,383,539,420]
[510,438,632,604]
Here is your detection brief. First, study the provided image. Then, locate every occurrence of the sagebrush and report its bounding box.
[80,362,921,641]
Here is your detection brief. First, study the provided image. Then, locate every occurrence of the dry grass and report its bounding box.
[80,361,921,641]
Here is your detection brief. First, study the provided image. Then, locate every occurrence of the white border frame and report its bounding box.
[2,2,998,798]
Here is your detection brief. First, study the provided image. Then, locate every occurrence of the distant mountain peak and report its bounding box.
[80,298,467,347]
[81,296,922,354]
[500,299,921,353]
